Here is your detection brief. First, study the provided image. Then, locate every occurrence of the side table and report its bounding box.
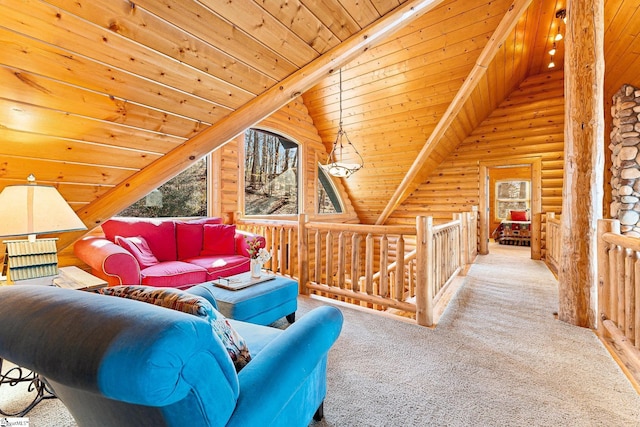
[54,266,107,291]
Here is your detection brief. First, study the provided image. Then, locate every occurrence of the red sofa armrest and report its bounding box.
[74,237,141,286]
[234,230,266,258]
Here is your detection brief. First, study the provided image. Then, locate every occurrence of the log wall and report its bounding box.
[389,70,565,237]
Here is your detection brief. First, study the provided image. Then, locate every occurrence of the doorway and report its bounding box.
[488,166,531,241]
[479,158,542,259]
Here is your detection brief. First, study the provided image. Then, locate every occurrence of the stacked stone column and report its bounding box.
[610,84,640,236]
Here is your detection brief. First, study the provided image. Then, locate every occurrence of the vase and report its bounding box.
[250,259,262,278]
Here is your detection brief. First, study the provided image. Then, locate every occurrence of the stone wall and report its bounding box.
[610,84,640,236]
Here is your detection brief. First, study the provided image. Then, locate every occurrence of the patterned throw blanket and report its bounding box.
[492,220,531,246]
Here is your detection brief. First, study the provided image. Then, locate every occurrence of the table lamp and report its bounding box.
[0,174,87,284]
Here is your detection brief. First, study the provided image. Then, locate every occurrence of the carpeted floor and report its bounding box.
[6,244,640,426]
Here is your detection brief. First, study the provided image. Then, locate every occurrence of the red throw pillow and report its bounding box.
[201,224,236,256]
[510,210,527,221]
[115,235,160,269]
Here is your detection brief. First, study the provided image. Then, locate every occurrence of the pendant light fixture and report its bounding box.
[324,68,364,178]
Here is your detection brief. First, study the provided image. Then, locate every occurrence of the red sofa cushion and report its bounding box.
[186,255,251,280]
[176,218,223,260]
[201,224,237,256]
[115,236,159,269]
[103,218,177,262]
[140,261,207,288]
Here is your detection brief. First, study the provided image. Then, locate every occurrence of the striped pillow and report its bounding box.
[98,285,215,319]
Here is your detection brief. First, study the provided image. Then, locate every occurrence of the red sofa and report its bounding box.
[74,217,265,288]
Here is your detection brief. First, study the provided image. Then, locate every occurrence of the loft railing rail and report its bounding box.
[236,210,478,327]
[597,219,640,373]
[545,212,561,274]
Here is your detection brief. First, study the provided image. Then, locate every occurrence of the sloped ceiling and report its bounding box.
[1,0,638,244]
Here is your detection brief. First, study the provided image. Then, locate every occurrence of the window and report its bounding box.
[318,165,343,214]
[495,180,530,220]
[118,158,207,217]
[244,129,298,215]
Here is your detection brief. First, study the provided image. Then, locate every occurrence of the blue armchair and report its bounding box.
[0,285,343,426]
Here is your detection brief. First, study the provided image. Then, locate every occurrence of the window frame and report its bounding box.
[495,179,530,221]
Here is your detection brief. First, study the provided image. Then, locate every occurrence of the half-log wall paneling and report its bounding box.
[390,70,564,254]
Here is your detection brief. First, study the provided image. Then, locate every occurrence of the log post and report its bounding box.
[558,0,605,327]
[298,214,309,295]
[416,216,433,326]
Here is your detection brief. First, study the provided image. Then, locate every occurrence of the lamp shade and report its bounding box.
[0,182,87,238]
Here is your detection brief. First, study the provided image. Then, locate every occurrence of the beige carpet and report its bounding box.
[6,244,640,426]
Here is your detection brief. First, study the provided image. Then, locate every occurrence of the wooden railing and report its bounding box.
[597,219,640,373]
[545,212,561,273]
[237,210,478,326]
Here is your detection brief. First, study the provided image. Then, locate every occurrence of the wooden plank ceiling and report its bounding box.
[1,0,638,232]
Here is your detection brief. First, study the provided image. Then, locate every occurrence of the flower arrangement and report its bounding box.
[246,238,272,264]
[254,247,272,264]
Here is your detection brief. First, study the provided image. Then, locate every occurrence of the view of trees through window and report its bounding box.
[119,158,207,217]
[244,129,298,215]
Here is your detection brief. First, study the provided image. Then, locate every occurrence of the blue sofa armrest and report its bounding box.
[226,305,343,426]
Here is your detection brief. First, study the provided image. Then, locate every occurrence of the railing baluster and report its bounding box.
[380,235,389,298]
[325,231,333,288]
[625,250,636,341]
[617,245,625,328]
[314,229,322,284]
[365,233,374,295]
[351,232,360,293]
[395,235,405,302]
[610,245,620,324]
[635,253,640,349]
[337,231,346,290]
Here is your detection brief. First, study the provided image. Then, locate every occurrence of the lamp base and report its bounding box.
[0,358,56,417]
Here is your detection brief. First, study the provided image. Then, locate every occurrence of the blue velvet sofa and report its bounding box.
[0,285,343,426]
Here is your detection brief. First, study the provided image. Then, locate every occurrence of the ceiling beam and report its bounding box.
[375,0,534,225]
[59,0,445,250]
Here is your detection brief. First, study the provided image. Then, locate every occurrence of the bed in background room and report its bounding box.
[492,210,531,246]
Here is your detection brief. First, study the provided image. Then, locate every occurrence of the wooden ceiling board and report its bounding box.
[196,0,321,64]
[135,0,298,79]
[0,30,227,126]
[0,102,185,153]
[526,0,565,76]
[0,155,135,186]
[246,0,341,53]
[49,0,276,95]
[2,1,251,111]
[299,0,363,39]
[604,0,640,94]
[0,67,204,140]
[339,0,387,26]
[0,131,158,170]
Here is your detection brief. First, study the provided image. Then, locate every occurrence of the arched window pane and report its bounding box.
[244,129,298,215]
[318,165,343,214]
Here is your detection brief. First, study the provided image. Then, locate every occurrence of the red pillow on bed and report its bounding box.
[510,210,527,221]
